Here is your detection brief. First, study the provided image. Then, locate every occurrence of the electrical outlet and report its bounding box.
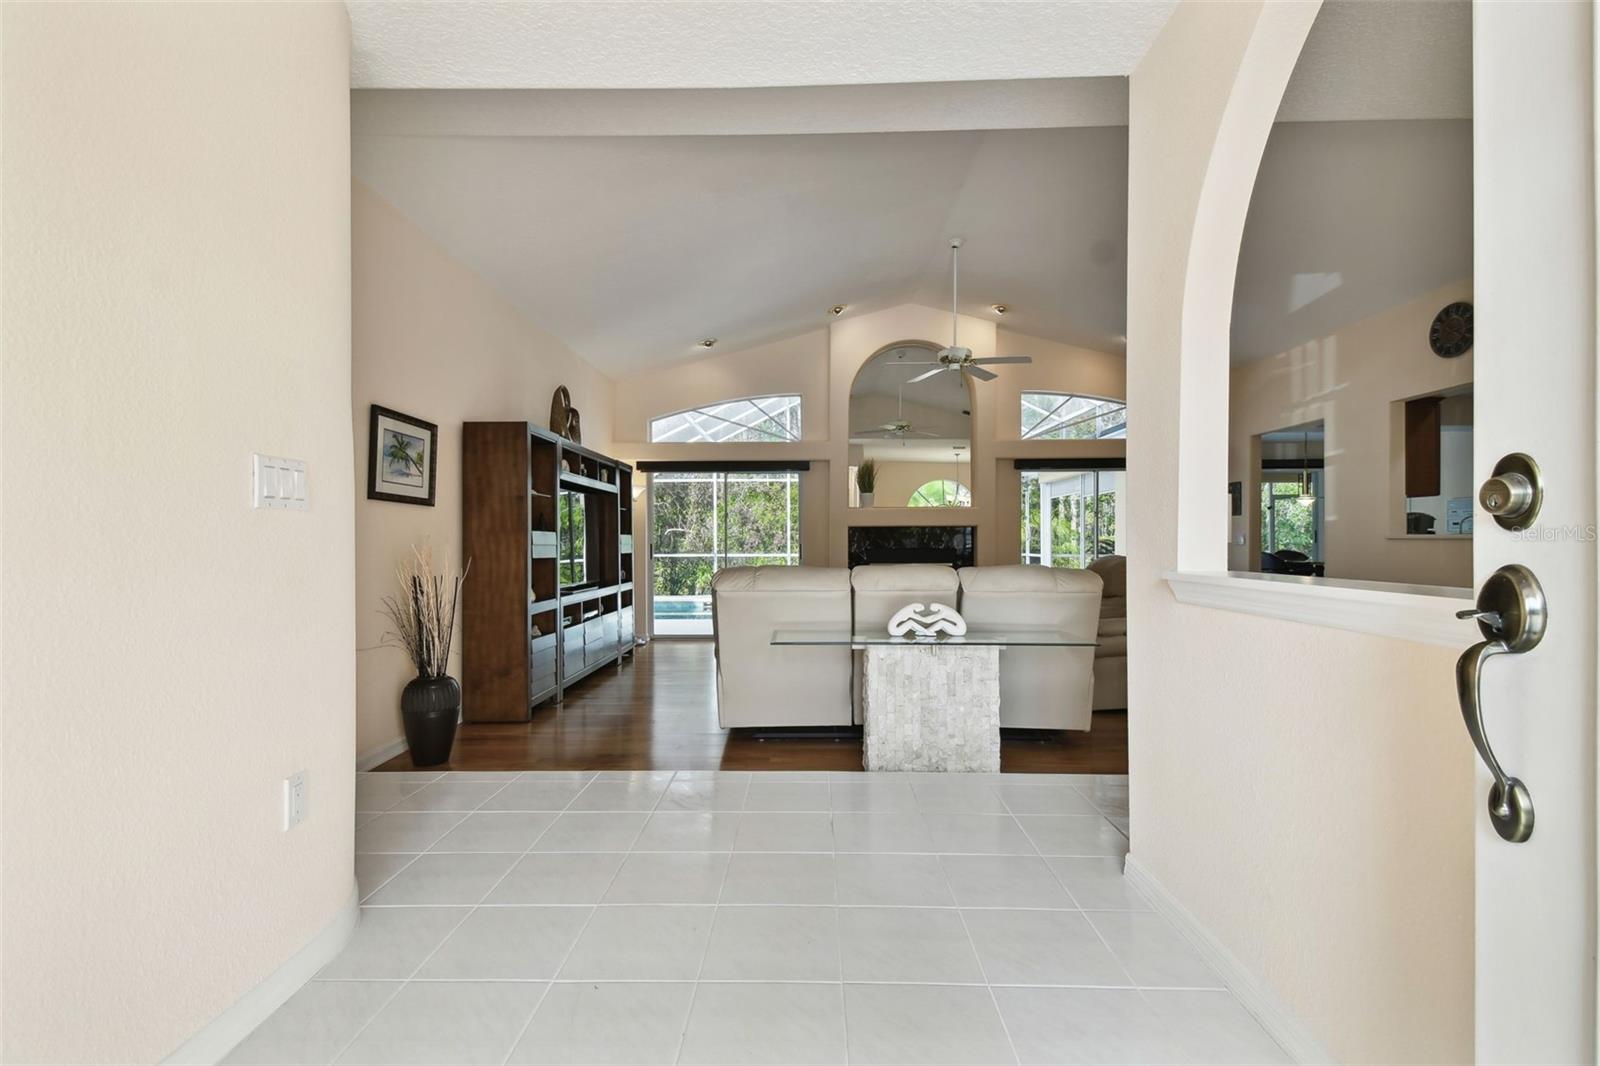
[283,771,308,830]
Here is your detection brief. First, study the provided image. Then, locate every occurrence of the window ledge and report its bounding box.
[1163,570,1476,647]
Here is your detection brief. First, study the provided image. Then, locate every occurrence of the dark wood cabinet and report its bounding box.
[462,422,634,722]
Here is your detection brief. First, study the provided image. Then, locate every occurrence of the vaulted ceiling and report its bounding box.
[348,0,1471,377]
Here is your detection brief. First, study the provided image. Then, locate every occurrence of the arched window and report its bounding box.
[908,480,971,507]
[649,395,801,443]
[1021,392,1126,440]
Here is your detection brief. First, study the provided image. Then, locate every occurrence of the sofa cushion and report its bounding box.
[712,565,849,593]
[957,564,1102,595]
[1098,616,1126,638]
[1085,554,1126,598]
[851,563,960,594]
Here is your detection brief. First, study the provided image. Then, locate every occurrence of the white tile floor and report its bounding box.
[226,771,1289,1066]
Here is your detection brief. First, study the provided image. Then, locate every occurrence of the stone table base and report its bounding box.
[862,644,1001,772]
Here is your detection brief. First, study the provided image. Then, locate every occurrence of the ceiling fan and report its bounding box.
[851,384,941,440]
[906,237,1033,384]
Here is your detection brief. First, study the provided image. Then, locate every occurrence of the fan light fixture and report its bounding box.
[901,239,1035,386]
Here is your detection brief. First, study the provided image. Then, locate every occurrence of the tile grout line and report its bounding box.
[494,774,653,1066]
[330,773,524,1062]
[669,770,732,1066]
[952,903,1023,1066]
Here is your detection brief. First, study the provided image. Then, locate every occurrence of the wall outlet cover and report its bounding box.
[283,771,308,830]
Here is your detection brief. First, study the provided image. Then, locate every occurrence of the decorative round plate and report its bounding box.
[1429,301,1474,358]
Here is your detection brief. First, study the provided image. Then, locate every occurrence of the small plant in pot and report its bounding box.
[381,544,470,767]
[856,458,878,508]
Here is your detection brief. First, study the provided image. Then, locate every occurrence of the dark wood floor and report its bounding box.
[377,640,1128,774]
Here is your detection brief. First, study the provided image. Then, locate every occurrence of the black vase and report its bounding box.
[401,675,460,767]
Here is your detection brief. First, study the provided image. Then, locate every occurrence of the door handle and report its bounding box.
[1454,563,1546,843]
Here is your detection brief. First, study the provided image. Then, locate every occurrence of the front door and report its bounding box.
[1472,2,1596,1060]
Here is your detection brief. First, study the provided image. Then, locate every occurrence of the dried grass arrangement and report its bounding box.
[381,544,470,679]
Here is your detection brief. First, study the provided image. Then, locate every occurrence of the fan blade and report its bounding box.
[964,364,999,382]
[908,430,941,437]
[969,355,1033,365]
[906,366,948,384]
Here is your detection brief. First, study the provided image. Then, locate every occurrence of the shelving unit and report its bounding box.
[462,422,635,723]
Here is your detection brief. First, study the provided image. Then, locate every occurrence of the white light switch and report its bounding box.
[254,455,309,510]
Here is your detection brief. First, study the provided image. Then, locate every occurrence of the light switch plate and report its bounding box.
[254,454,309,510]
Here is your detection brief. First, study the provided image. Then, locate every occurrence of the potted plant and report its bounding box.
[856,459,878,508]
[381,544,470,767]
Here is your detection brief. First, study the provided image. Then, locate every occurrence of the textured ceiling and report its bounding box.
[1277,0,1470,122]
[347,1,1179,90]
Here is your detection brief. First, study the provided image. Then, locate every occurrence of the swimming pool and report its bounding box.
[653,596,711,620]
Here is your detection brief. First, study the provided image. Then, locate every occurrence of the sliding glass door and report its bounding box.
[1021,469,1126,568]
[649,470,801,636]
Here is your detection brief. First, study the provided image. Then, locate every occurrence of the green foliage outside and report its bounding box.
[908,479,970,507]
[1021,474,1119,567]
[652,473,801,598]
[1261,480,1317,555]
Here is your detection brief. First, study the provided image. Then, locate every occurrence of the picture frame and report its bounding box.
[368,404,438,506]
[1229,480,1243,517]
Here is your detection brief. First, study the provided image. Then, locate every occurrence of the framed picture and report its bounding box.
[1229,480,1243,517]
[368,405,437,506]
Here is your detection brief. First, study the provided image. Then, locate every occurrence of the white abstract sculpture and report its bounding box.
[886,601,968,638]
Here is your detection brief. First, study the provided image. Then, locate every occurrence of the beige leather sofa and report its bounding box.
[849,564,961,725]
[710,566,853,728]
[1085,555,1127,711]
[956,565,1103,730]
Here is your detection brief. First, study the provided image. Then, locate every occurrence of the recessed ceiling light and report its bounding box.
[830,305,847,316]
[699,338,717,348]
[991,304,1008,315]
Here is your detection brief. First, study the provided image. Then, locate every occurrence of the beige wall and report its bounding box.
[611,310,1126,585]
[868,460,975,509]
[1127,3,1473,1063]
[613,329,829,443]
[1,5,356,1062]
[1230,280,1473,586]
[353,182,614,759]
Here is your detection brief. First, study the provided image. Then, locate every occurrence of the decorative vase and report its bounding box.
[401,675,460,767]
[859,492,875,508]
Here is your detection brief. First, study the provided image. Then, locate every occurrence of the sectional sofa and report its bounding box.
[710,563,1105,731]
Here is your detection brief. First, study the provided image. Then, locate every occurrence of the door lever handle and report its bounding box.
[1456,638,1533,842]
[1454,564,1546,843]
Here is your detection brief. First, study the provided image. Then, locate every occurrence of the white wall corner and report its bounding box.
[160,882,359,1066]
[1124,856,1336,1066]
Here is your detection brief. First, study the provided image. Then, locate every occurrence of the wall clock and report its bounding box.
[1429,301,1474,358]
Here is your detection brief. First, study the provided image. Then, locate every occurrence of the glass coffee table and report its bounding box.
[770,628,1096,772]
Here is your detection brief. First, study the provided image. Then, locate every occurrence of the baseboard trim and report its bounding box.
[161,881,359,1065]
[1123,855,1335,1066]
[356,734,408,771]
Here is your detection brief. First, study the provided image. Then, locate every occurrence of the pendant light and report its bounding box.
[1298,430,1317,507]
